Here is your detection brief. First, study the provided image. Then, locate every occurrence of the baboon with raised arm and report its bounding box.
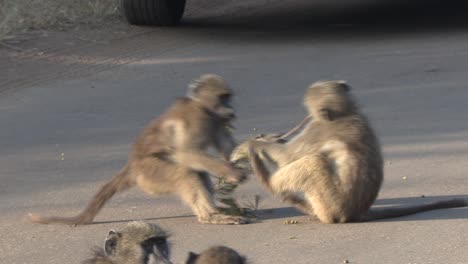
[241,80,466,223]
[29,74,248,226]
[83,221,172,264]
[185,246,247,264]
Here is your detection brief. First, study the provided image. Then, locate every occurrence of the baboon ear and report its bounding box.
[337,80,351,92]
[319,109,333,121]
[104,230,121,256]
[185,252,199,264]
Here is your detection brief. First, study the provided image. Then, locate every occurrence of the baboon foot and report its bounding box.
[199,214,250,225]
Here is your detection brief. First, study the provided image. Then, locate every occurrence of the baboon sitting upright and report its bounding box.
[237,80,466,223]
[29,74,248,226]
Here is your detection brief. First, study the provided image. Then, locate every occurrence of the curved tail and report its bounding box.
[279,115,312,140]
[29,165,133,226]
[363,199,466,222]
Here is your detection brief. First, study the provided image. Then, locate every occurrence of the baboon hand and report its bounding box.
[230,134,285,164]
[224,166,248,184]
[230,141,250,163]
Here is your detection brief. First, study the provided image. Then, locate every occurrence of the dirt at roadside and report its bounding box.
[0,0,240,95]
[0,20,156,95]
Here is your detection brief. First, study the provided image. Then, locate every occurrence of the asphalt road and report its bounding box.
[1,0,468,263]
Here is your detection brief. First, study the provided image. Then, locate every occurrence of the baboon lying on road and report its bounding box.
[232,80,466,223]
[83,221,246,264]
[83,221,172,264]
[29,74,248,226]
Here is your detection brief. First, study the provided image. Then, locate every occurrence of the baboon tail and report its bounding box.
[279,115,312,140]
[29,165,133,226]
[248,145,273,191]
[363,199,466,222]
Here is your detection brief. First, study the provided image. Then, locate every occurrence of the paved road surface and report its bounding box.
[1,0,467,263]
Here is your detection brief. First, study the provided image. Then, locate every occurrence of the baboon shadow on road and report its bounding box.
[89,195,468,225]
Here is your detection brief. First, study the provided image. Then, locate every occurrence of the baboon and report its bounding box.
[239,80,466,224]
[83,221,172,264]
[29,74,249,225]
[185,246,247,264]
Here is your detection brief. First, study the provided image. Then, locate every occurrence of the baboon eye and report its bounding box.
[104,230,120,256]
[319,109,333,121]
[219,93,231,103]
[337,81,351,92]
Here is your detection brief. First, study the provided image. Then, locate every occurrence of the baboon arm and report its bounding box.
[172,150,244,182]
[250,140,290,167]
[248,145,273,191]
[215,130,237,161]
[162,119,245,182]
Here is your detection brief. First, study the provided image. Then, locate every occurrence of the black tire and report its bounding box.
[121,0,186,26]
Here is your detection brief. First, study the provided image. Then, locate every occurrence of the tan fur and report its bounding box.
[29,74,248,226]
[230,116,311,170]
[246,80,466,223]
[82,221,172,264]
[185,246,247,264]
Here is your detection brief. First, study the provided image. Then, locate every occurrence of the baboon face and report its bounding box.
[303,80,353,121]
[104,221,172,264]
[189,74,236,121]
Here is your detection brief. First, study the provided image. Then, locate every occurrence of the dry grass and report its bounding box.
[0,0,121,39]
[215,179,261,218]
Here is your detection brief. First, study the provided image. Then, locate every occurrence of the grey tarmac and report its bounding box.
[0,1,467,263]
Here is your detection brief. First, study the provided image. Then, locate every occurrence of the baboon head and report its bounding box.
[185,246,247,264]
[101,221,172,264]
[188,74,235,121]
[303,80,356,121]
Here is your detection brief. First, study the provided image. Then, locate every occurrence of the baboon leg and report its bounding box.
[178,172,217,219]
[267,157,319,193]
[198,172,215,196]
[281,193,315,216]
[178,172,248,225]
[269,156,344,223]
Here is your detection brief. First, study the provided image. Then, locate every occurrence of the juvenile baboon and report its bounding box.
[185,246,247,264]
[29,74,248,225]
[242,80,466,223]
[83,221,172,264]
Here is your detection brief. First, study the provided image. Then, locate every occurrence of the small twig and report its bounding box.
[214,178,259,218]
[76,36,107,45]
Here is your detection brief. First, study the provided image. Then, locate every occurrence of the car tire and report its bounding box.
[121,0,186,26]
